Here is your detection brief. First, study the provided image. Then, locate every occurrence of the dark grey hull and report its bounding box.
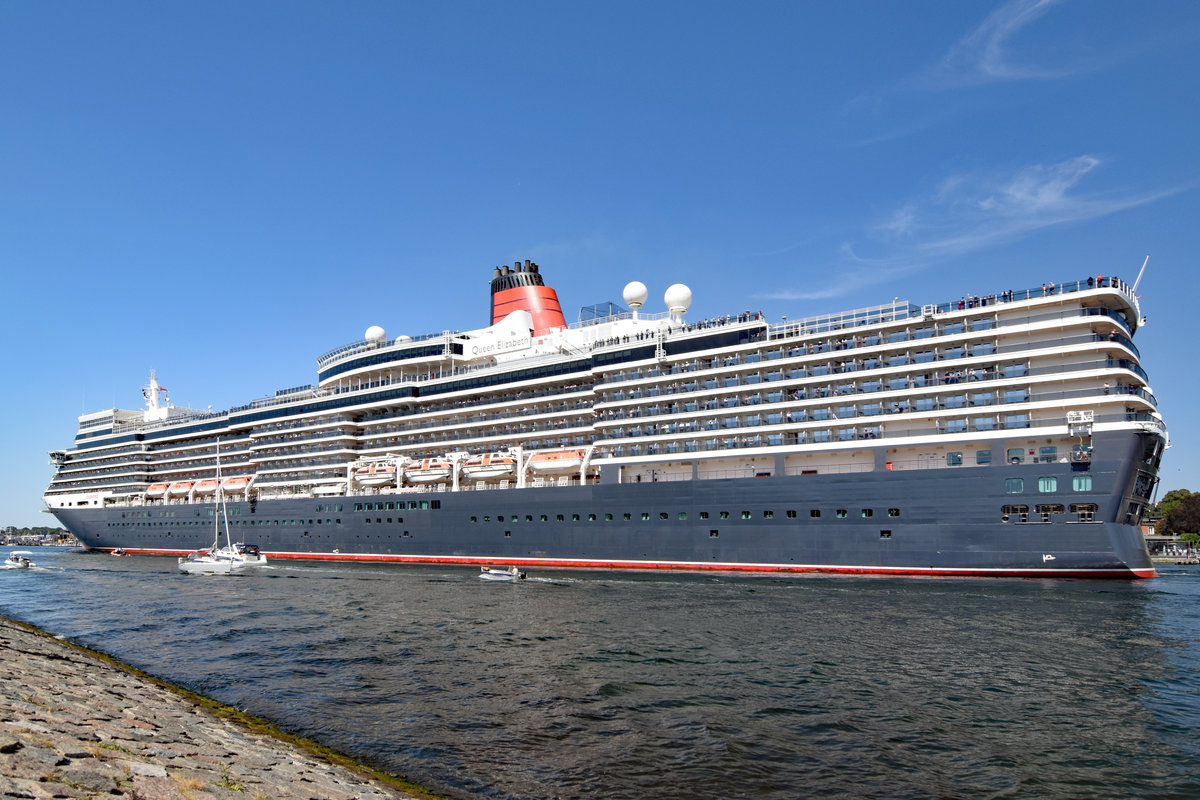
[52,449,1157,579]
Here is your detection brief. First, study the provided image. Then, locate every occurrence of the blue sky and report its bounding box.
[2,0,1197,528]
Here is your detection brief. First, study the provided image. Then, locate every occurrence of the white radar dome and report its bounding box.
[664,283,693,316]
[622,281,648,310]
[365,325,387,343]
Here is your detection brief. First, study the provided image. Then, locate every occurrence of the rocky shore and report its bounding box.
[0,616,439,800]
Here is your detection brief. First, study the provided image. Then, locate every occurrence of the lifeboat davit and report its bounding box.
[192,478,220,495]
[461,453,517,481]
[221,476,253,494]
[527,448,586,474]
[145,483,169,498]
[166,481,194,497]
[354,462,397,487]
[403,458,454,484]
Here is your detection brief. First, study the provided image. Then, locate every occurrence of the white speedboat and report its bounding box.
[4,551,35,569]
[479,565,526,581]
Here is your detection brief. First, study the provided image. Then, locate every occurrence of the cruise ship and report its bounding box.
[45,261,1166,578]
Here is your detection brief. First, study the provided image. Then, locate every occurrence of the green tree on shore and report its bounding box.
[2,526,68,538]
[1155,489,1193,521]
[1160,494,1200,536]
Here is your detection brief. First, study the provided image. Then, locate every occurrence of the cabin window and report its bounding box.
[1038,477,1058,493]
[1070,503,1098,522]
[762,510,774,519]
[540,514,548,522]
[1072,476,1093,491]
[699,511,709,520]
[623,513,631,521]
[879,530,892,539]
[720,511,730,520]
[678,512,687,520]
[810,509,821,518]
[946,452,963,467]
[659,512,669,520]
[557,514,565,522]
[1038,446,1058,464]
[641,513,650,521]
[571,514,580,522]
[888,508,900,517]
[1002,504,1029,523]
[976,449,992,465]
[861,509,873,518]
[786,510,797,518]
[605,513,613,521]
[1007,448,1024,464]
[836,509,847,518]
[1005,478,1024,493]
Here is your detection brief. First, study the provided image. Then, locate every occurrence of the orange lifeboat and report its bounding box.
[403,458,454,484]
[166,481,194,497]
[462,453,517,481]
[145,483,169,498]
[354,462,397,487]
[221,476,253,494]
[527,449,586,475]
[192,478,220,495]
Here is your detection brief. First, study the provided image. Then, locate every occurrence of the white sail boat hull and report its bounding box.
[177,441,268,575]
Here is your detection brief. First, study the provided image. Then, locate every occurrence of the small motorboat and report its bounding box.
[111,548,130,557]
[479,565,526,581]
[4,551,35,569]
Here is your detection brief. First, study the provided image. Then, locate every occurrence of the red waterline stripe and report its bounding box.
[97,548,1156,579]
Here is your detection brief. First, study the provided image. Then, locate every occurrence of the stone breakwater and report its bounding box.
[0,617,437,800]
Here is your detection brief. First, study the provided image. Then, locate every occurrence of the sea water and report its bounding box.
[2,547,1199,799]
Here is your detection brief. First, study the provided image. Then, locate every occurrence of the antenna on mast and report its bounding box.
[1132,255,1149,294]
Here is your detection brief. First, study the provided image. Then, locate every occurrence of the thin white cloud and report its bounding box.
[760,156,1186,301]
[873,156,1176,258]
[927,0,1068,88]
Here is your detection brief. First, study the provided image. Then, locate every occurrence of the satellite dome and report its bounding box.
[365,325,387,344]
[664,283,693,316]
[622,281,648,310]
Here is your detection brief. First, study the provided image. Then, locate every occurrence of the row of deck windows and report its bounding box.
[469,508,903,523]
[1005,475,1093,494]
[1002,503,1098,523]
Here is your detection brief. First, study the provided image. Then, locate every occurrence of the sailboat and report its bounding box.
[178,442,268,575]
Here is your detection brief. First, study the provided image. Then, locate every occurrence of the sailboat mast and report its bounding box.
[212,441,222,549]
[217,440,232,549]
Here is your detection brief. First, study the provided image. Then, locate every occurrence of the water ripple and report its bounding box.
[2,549,1200,799]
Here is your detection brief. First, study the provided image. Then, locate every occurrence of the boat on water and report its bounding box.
[111,548,129,557]
[4,551,35,569]
[45,260,1167,578]
[480,565,526,581]
[177,444,268,575]
[178,542,267,575]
